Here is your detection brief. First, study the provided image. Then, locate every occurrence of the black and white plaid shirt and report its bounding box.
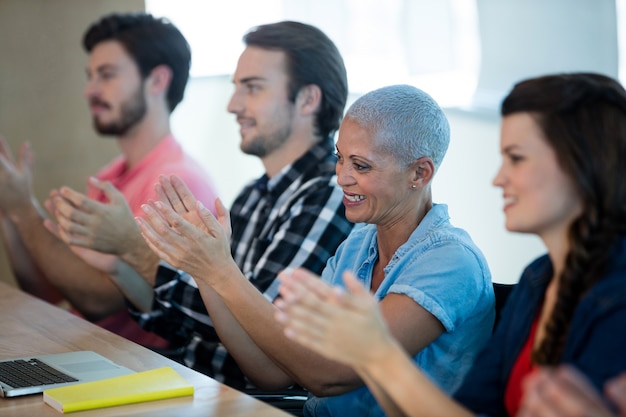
[129,137,353,389]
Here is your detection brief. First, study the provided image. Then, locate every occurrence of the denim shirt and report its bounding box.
[305,203,495,417]
[454,237,626,417]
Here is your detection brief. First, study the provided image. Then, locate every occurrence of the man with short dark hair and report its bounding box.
[0,12,218,347]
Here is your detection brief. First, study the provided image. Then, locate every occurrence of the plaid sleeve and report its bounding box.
[128,264,248,388]
[246,177,353,300]
[127,264,212,345]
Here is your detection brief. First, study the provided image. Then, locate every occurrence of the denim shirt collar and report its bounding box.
[362,204,450,279]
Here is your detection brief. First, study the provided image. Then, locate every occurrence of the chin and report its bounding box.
[345,213,362,224]
[504,222,533,234]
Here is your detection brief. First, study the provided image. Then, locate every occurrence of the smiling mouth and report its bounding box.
[237,117,255,127]
[501,196,518,212]
[344,193,365,202]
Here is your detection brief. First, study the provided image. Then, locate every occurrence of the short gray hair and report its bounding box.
[345,84,450,170]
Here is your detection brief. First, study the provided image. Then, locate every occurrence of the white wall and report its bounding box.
[168,75,263,205]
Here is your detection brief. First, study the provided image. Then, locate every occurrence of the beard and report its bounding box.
[92,84,147,136]
[240,105,294,157]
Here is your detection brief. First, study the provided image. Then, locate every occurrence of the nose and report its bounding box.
[335,162,354,187]
[84,77,99,101]
[492,164,505,188]
[227,88,242,115]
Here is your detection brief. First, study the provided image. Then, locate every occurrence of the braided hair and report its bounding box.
[501,73,626,365]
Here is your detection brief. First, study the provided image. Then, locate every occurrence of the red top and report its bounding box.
[505,314,540,416]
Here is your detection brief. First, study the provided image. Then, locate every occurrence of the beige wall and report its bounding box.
[0,0,144,285]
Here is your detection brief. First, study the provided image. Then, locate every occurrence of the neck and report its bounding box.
[261,129,321,178]
[116,107,171,169]
[376,193,433,263]
[540,228,571,280]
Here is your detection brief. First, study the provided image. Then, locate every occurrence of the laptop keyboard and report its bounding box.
[0,359,78,388]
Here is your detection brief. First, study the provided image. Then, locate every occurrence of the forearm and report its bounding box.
[10,205,125,319]
[361,372,410,417]
[0,215,64,303]
[119,237,160,286]
[108,260,154,312]
[357,338,474,417]
[207,263,361,395]
[195,278,293,390]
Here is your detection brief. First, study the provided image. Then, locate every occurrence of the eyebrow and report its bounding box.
[86,63,118,76]
[233,76,267,84]
[335,145,373,162]
[502,144,522,153]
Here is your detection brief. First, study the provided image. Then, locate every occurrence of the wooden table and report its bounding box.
[0,282,291,416]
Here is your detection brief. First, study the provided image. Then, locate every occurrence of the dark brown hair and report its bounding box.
[244,21,348,139]
[83,13,191,113]
[502,73,626,365]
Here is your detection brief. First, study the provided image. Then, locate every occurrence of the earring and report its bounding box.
[411,184,416,189]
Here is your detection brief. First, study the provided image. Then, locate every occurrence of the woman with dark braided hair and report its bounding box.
[273,72,626,417]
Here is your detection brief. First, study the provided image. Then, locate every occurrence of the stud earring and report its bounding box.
[411,184,416,189]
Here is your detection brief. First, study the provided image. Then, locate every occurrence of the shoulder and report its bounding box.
[579,263,626,315]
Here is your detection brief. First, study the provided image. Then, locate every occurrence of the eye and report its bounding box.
[353,162,370,171]
[246,83,261,93]
[508,153,524,164]
[97,70,116,82]
[334,151,342,161]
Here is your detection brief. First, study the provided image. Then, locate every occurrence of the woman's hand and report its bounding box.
[519,366,626,417]
[275,268,394,370]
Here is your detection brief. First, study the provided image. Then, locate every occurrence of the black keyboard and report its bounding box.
[0,359,78,388]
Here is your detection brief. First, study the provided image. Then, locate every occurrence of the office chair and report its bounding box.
[492,282,516,333]
[245,386,308,416]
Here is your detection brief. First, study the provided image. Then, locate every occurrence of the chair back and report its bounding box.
[492,282,516,333]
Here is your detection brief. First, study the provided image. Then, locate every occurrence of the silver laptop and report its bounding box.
[0,351,135,397]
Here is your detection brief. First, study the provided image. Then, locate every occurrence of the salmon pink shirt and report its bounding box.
[78,134,218,347]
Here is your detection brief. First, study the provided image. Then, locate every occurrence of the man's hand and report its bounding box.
[43,177,161,282]
[0,135,38,220]
[44,177,141,255]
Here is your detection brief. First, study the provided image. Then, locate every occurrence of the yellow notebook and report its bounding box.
[43,367,194,413]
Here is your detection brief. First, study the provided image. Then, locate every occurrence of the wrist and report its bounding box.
[7,198,41,224]
[204,257,243,292]
[120,241,160,285]
[357,336,403,377]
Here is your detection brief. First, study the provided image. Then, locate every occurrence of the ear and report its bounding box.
[146,64,172,96]
[409,156,435,189]
[295,84,322,116]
